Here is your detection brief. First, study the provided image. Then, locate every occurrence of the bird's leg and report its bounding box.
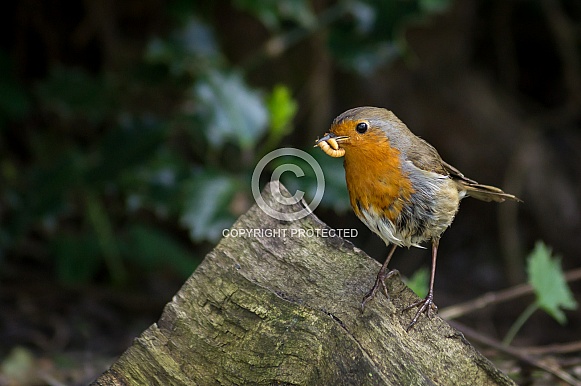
[404,238,439,331]
[361,244,399,312]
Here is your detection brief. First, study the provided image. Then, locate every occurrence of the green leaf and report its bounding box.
[527,241,577,324]
[193,70,268,150]
[406,267,429,298]
[180,170,239,242]
[267,84,297,136]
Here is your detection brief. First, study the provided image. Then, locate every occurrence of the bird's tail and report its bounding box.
[459,182,522,203]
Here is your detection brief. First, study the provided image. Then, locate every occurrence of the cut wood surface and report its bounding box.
[92,181,515,385]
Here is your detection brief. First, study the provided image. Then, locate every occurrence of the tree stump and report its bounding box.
[92,181,515,385]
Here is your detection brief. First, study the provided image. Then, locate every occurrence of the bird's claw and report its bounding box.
[361,269,400,313]
[404,292,437,331]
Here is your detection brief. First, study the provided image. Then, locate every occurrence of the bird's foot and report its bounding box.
[361,269,400,312]
[404,292,437,331]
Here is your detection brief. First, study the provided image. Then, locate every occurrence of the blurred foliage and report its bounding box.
[527,241,577,324]
[329,0,450,74]
[233,0,316,30]
[0,0,450,285]
[503,241,577,345]
[406,266,429,298]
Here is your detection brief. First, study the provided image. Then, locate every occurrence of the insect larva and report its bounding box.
[327,137,339,150]
[316,139,345,158]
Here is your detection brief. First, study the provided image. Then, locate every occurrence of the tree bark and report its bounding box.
[92,181,515,385]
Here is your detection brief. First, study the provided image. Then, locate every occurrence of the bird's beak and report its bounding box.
[314,133,349,147]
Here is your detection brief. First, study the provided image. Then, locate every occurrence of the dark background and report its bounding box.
[0,0,580,384]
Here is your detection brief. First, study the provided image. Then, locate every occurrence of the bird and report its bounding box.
[315,106,521,331]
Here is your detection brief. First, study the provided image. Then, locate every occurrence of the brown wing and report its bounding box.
[441,160,477,184]
[405,136,450,176]
[405,136,521,202]
[442,160,522,203]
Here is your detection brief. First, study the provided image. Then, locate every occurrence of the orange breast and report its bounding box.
[344,138,414,223]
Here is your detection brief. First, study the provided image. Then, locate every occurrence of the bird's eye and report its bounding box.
[356,122,368,134]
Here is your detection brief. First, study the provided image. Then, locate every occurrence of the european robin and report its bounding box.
[315,106,521,330]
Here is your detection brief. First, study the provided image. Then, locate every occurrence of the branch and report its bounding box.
[440,267,581,320]
[449,321,581,386]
